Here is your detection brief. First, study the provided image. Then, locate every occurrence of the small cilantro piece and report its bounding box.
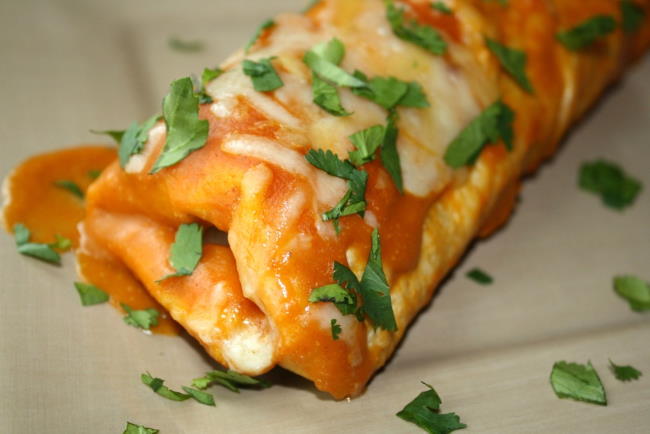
[49,234,72,251]
[311,74,352,116]
[396,382,467,434]
[13,223,61,265]
[466,268,493,285]
[54,180,84,199]
[332,261,362,316]
[159,223,204,280]
[90,129,124,144]
[550,361,607,405]
[322,190,366,234]
[141,372,191,401]
[349,125,386,166]
[485,38,534,93]
[359,229,397,331]
[556,15,617,51]
[578,160,642,210]
[242,58,284,92]
[181,386,216,406]
[87,169,102,180]
[399,81,430,108]
[443,101,514,168]
[431,2,452,14]
[613,275,650,312]
[330,318,342,340]
[123,422,159,434]
[74,282,109,306]
[303,39,367,88]
[122,304,160,330]
[484,0,508,5]
[609,359,642,382]
[309,283,356,310]
[191,369,271,393]
[386,1,447,55]
[97,115,159,169]
[201,67,224,87]
[168,37,204,53]
[150,77,209,173]
[245,19,275,53]
[621,1,646,33]
[380,111,404,193]
[352,72,409,110]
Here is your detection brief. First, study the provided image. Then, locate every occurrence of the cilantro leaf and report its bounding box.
[621,1,646,33]
[330,318,342,340]
[201,67,224,87]
[431,2,452,14]
[305,149,356,178]
[349,125,385,166]
[160,223,204,280]
[443,101,514,168]
[613,275,650,312]
[115,115,160,169]
[396,382,467,434]
[550,361,607,405]
[87,169,102,180]
[168,37,204,53]
[380,110,404,193]
[181,386,216,406]
[74,282,109,306]
[309,283,356,308]
[123,422,159,434]
[245,19,275,53]
[191,369,270,393]
[332,261,362,316]
[90,129,124,144]
[352,72,409,110]
[303,39,367,88]
[609,359,642,382]
[485,38,534,93]
[13,223,61,265]
[122,304,160,330]
[322,190,366,234]
[243,58,284,92]
[359,229,397,331]
[312,73,352,116]
[141,372,191,401]
[399,81,430,108]
[386,1,447,55]
[578,160,642,210]
[49,234,72,251]
[556,15,617,51]
[466,268,493,285]
[54,180,84,199]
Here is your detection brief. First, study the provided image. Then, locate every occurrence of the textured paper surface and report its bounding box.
[1,1,649,432]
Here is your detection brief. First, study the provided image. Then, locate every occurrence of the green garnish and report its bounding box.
[466,268,493,285]
[613,275,650,312]
[381,111,404,193]
[306,38,353,116]
[348,125,386,166]
[159,223,204,280]
[201,67,224,87]
[322,190,367,234]
[303,38,367,88]
[431,2,452,14]
[550,361,607,405]
[13,223,61,265]
[123,422,159,434]
[90,129,124,144]
[150,77,209,173]
[93,115,159,169]
[609,359,642,382]
[484,0,508,5]
[181,386,216,406]
[556,15,617,51]
[50,234,72,251]
[386,1,447,55]
[242,58,284,92]
[141,372,191,401]
[578,160,642,210]
[54,180,84,199]
[443,101,514,168]
[245,19,276,53]
[191,369,271,393]
[87,169,102,180]
[330,318,342,340]
[74,282,109,306]
[122,304,160,330]
[352,71,429,110]
[396,382,467,434]
[168,37,204,53]
[485,38,534,93]
[309,283,356,309]
[621,0,646,33]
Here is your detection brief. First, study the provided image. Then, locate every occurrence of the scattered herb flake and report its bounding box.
[191,369,270,393]
[303,39,367,88]
[49,234,72,251]
[380,110,404,193]
[13,223,61,265]
[54,180,84,199]
[168,37,204,53]
[141,372,191,401]
[74,282,109,306]
[466,268,493,285]
[90,129,124,144]
[87,169,102,180]
[182,386,216,406]
[348,124,386,166]
[431,2,452,14]
[309,283,356,309]
[550,361,607,405]
[242,58,284,92]
[159,223,204,280]
[396,382,467,434]
[359,229,397,331]
[609,359,642,382]
[123,422,159,434]
[556,15,617,51]
[330,318,342,340]
[386,1,447,55]
[621,0,646,33]
[201,67,224,88]
[485,38,534,93]
[613,275,650,312]
[578,160,642,210]
[122,304,160,330]
[311,73,352,116]
[245,19,276,53]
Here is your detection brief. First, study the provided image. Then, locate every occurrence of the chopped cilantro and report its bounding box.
[122,304,160,330]
[54,180,84,200]
[74,282,109,306]
[309,283,356,311]
[550,361,607,405]
[201,67,224,87]
[107,115,159,169]
[613,275,650,312]
[444,101,514,168]
[90,129,124,144]
[311,73,352,116]
[466,268,493,285]
[13,223,61,265]
[431,2,452,14]
[578,160,642,210]
[123,422,159,434]
[150,77,209,173]
[49,234,72,251]
[556,15,617,51]
[303,38,367,88]
[168,37,204,53]
[609,359,642,382]
[141,372,191,401]
[87,169,102,180]
[349,125,386,166]
[245,19,275,53]
[242,58,284,92]
[621,1,646,33]
[485,38,534,93]
[386,1,447,55]
[159,223,204,280]
[352,72,409,109]
[330,318,342,340]
[396,382,467,434]
[181,386,216,406]
[332,261,362,316]
[484,0,508,5]
[191,369,270,393]
[381,111,404,193]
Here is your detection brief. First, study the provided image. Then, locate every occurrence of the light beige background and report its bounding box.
[1,0,649,432]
